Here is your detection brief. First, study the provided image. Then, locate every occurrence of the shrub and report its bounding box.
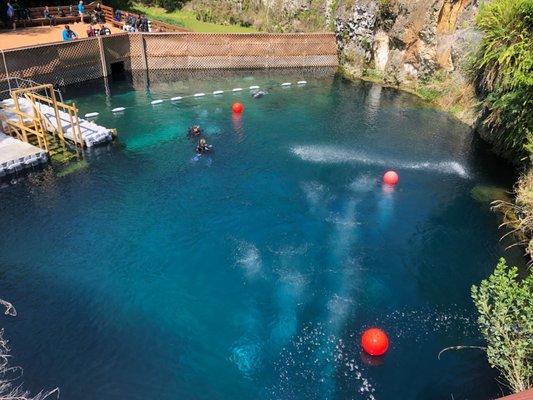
[471,258,533,393]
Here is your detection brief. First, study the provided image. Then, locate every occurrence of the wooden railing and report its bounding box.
[100,4,188,33]
[15,2,99,26]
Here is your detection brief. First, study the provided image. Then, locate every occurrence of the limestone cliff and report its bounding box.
[334,0,482,124]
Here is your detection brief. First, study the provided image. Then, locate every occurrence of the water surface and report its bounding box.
[0,69,521,400]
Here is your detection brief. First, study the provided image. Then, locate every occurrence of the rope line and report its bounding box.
[83,80,308,118]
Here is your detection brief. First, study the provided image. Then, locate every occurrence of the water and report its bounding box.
[0,69,522,399]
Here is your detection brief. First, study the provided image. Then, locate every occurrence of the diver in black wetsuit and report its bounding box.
[196,138,212,154]
[252,90,267,99]
[188,125,202,138]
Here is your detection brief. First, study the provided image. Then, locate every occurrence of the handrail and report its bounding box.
[0,83,87,155]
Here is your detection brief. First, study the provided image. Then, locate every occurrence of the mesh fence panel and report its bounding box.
[141,33,338,70]
[102,33,131,71]
[0,33,338,85]
[2,38,102,85]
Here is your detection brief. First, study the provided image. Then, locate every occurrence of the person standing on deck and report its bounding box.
[77,0,85,23]
[6,2,15,30]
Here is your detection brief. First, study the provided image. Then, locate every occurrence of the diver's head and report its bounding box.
[200,138,206,145]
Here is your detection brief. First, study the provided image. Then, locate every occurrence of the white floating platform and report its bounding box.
[0,98,113,148]
[0,132,47,177]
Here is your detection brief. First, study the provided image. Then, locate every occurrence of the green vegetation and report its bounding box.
[132,3,258,32]
[471,258,533,393]
[473,0,533,160]
[470,185,511,204]
[133,0,331,32]
[416,87,441,103]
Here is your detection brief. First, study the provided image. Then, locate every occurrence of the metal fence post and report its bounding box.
[140,33,149,71]
[97,36,108,77]
[1,49,11,91]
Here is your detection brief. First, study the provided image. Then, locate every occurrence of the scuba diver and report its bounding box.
[252,90,267,99]
[196,138,212,154]
[188,125,202,137]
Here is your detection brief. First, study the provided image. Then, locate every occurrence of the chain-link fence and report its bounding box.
[0,33,338,86]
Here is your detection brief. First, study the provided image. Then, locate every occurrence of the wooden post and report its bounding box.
[49,88,67,153]
[71,102,85,150]
[11,91,24,137]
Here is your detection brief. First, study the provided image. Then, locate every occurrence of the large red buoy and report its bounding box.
[232,102,244,113]
[383,170,399,186]
[361,328,389,356]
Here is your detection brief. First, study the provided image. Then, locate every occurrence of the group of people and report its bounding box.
[188,125,213,155]
[86,22,110,36]
[61,22,109,40]
[3,0,105,30]
[43,1,84,26]
[121,13,149,33]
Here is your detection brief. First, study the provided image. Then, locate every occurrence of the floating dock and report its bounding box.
[0,81,116,178]
[0,98,113,148]
[0,131,47,177]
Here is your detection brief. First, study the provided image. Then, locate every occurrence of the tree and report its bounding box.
[471,258,533,393]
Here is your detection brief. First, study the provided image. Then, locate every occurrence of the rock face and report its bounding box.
[334,0,481,86]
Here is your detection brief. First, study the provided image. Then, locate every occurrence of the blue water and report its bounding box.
[0,69,522,399]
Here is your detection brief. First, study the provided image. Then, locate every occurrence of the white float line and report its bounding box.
[105,80,309,114]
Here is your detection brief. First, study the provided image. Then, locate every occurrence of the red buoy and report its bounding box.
[383,170,399,186]
[361,328,389,356]
[232,102,244,113]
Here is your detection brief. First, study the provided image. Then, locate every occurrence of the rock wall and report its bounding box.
[334,0,482,87]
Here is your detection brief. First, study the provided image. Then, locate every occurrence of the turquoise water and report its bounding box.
[0,69,522,399]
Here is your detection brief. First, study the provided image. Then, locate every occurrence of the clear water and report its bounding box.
[0,69,522,400]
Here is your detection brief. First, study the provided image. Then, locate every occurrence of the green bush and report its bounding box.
[473,0,533,160]
[471,258,533,393]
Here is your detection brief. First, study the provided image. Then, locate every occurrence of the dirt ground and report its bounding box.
[0,23,123,50]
